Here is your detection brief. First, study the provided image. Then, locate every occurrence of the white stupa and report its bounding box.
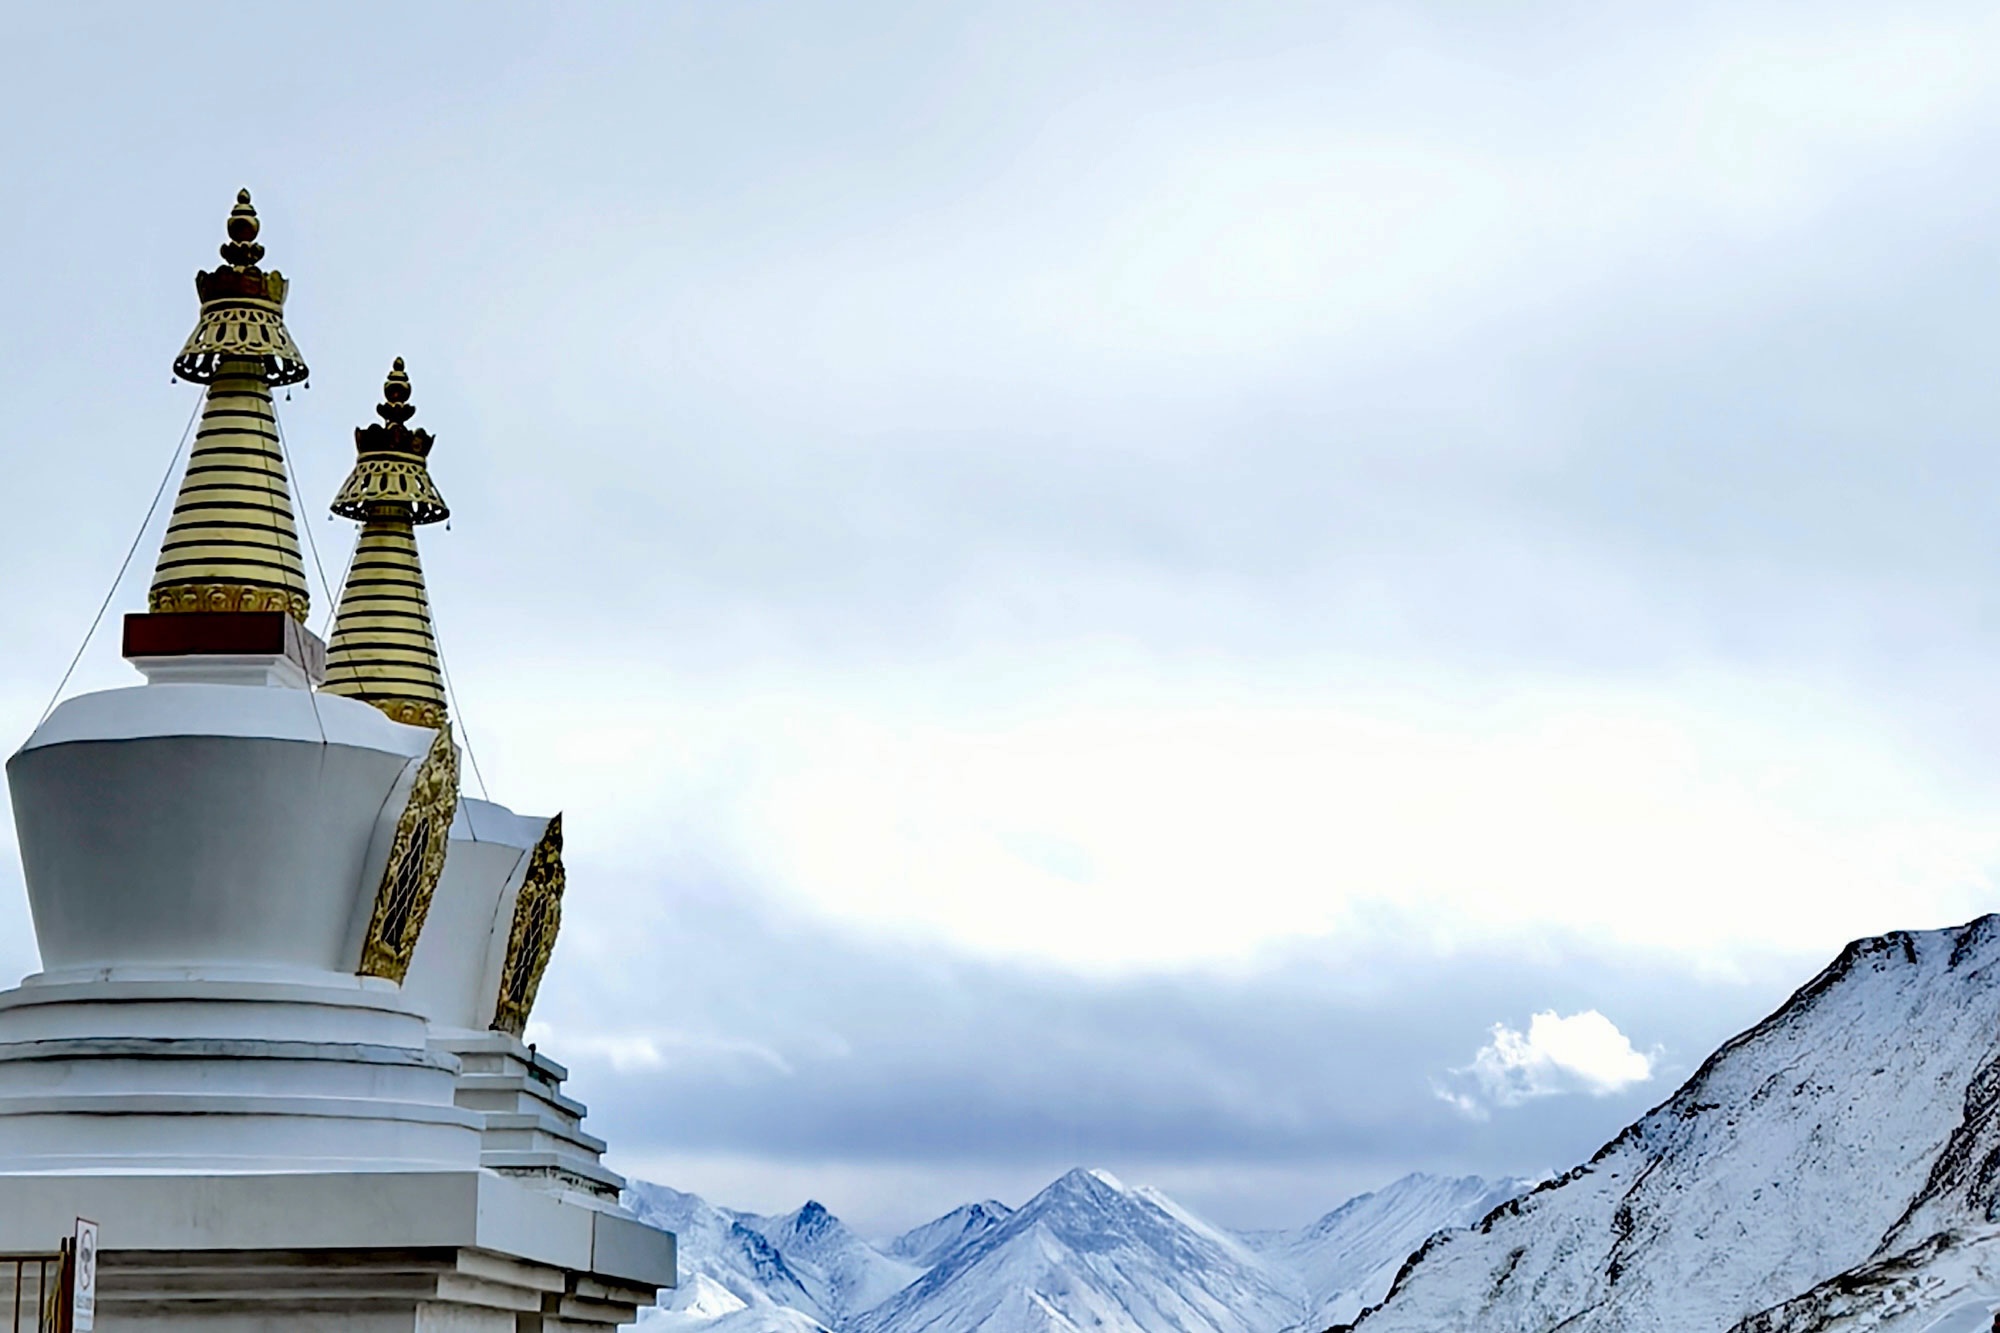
[0,193,674,1330]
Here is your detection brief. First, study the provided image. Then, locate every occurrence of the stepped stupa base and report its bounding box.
[435,1032,628,1206]
[0,1171,674,1333]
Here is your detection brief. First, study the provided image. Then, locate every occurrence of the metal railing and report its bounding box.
[0,1250,65,1333]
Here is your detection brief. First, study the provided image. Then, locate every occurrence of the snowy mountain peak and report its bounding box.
[781,1202,834,1241]
[625,1181,825,1324]
[1297,1172,1524,1243]
[1240,1171,1530,1329]
[751,1201,922,1323]
[886,1200,1015,1269]
[1028,1165,1132,1213]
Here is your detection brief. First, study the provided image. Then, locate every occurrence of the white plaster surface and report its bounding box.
[403,798,546,1031]
[10,685,433,973]
[128,652,314,690]
[0,1170,674,1285]
[20,682,433,753]
[454,798,550,848]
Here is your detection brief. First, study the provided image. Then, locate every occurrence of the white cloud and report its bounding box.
[526,1023,797,1078]
[1441,1010,1658,1119]
[473,658,2000,974]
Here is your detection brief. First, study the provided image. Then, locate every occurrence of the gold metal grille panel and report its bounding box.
[492,814,565,1038]
[357,728,460,982]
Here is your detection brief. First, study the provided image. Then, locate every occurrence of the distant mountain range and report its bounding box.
[627,1168,1524,1333]
[634,915,2000,1331]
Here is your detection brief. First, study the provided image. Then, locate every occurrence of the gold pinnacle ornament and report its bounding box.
[148,190,313,622]
[322,358,450,728]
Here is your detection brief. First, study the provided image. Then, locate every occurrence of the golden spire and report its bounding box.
[322,358,450,728]
[148,189,312,621]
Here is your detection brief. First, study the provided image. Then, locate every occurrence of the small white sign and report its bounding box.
[71,1218,96,1333]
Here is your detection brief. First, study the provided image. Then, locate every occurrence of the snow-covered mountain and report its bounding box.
[629,1166,1521,1333]
[883,1200,1013,1269]
[1346,916,2000,1333]
[854,1168,1302,1333]
[637,917,2000,1333]
[626,1181,829,1329]
[747,1202,924,1322]
[1241,1173,1527,1328]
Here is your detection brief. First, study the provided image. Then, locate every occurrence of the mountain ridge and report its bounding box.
[1344,915,2000,1333]
[850,1166,1302,1333]
[631,1166,1523,1333]
[637,916,2000,1332]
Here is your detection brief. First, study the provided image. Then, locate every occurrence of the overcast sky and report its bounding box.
[6,0,2000,1234]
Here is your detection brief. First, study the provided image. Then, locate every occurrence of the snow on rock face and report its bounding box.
[1350,917,2000,1333]
[1725,995,2000,1332]
[626,1181,828,1326]
[643,1300,833,1333]
[852,1167,1303,1333]
[673,1274,751,1321]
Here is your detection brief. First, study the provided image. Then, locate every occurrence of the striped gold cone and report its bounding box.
[322,510,446,727]
[147,356,310,621]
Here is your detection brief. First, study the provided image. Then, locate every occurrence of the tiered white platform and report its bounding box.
[0,970,481,1172]
[0,1172,666,1331]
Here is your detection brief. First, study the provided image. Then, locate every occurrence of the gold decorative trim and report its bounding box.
[332,457,448,523]
[375,697,447,729]
[358,728,460,982]
[174,298,307,386]
[149,581,309,621]
[491,814,565,1038]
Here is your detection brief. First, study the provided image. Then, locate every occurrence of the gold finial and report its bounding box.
[148,190,312,623]
[334,357,446,517]
[322,358,451,728]
[376,357,418,428]
[174,187,306,386]
[218,188,265,268]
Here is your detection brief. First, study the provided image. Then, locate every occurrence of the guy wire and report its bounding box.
[38,391,203,727]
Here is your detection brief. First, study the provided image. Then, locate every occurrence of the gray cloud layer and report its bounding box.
[8,2,2000,692]
[539,864,1809,1229]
